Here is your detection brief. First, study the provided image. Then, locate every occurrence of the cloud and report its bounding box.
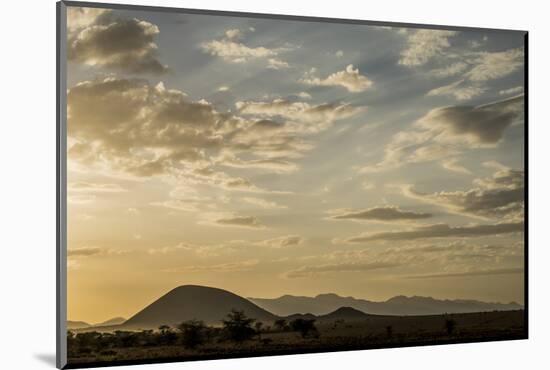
[200,28,290,67]
[300,65,373,92]
[399,30,457,66]
[68,247,128,257]
[67,7,109,31]
[465,48,524,81]
[150,199,202,212]
[267,58,290,70]
[68,77,361,196]
[215,152,299,173]
[236,99,363,131]
[429,62,468,78]
[360,96,523,173]
[242,197,287,209]
[330,206,432,222]
[344,221,523,243]
[405,267,523,279]
[214,215,265,229]
[416,96,523,145]
[148,241,245,257]
[201,39,276,63]
[224,28,243,40]
[285,261,400,278]
[256,235,303,248]
[164,259,259,273]
[67,11,168,74]
[441,158,472,174]
[500,86,524,96]
[427,79,487,101]
[68,182,126,193]
[68,247,103,257]
[402,168,524,220]
[148,243,194,255]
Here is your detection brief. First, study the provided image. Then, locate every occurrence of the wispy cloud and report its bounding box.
[344,221,524,243]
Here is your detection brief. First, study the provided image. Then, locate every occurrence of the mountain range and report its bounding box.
[249,293,523,316]
[69,285,523,331]
[67,317,126,330]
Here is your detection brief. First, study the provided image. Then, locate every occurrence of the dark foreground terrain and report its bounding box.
[67,309,525,368]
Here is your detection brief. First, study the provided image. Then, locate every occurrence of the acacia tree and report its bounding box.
[157,325,177,345]
[274,319,287,332]
[178,320,207,349]
[290,318,319,338]
[222,309,256,343]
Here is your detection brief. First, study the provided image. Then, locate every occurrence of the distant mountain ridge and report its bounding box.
[249,293,523,316]
[69,286,523,331]
[67,317,127,330]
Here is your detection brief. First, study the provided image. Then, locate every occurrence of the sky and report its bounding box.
[65,5,525,324]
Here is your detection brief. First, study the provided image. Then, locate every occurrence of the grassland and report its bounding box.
[66,310,525,368]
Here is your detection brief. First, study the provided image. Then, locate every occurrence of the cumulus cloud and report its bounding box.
[330,206,432,222]
[267,58,290,70]
[68,77,363,197]
[201,39,276,63]
[67,7,109,31]
[200,28,290,68]
[344,221,524,243]
[399,30,457,66]
[402,168,524,220]
[300,65,373,92]
[224,28,243,40]
[285,261,400,278]
[67,9,168,74]
[360,96,523,173]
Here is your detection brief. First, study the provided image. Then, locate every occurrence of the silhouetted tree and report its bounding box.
[254,321,264,340]
[445,317,457,336]
[178,320,207,349]
[157,325,177,345]
[274,319,287,331]
[290,318,319,338]
[222,309,256,343]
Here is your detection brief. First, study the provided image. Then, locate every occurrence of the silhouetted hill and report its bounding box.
[123,285,277,329]
[319,306,371,321]
[285,313,317,321]
[250,293,523,316]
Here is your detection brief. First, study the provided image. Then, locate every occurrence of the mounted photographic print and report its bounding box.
[56,1,527,368]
